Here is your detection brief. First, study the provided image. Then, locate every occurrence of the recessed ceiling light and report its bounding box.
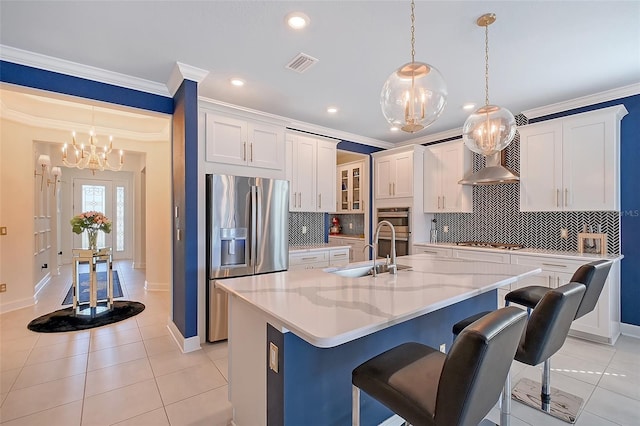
[327,107,338,114]
[390,126,399,132]
[463,103,476,110]
[286,12,310,30]
[230,78,245,87]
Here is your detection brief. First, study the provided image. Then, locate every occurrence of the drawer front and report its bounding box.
[412,245,452,258]
[452,249,510,264]
[329,249,350,266]
[289,251,329,266]
[511,255,585,274]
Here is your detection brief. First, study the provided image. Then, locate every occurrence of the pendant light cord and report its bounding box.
[410,0,416,63]
[484,23,490,107]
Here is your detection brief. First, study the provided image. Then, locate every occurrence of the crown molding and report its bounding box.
[397,127,463,146]
[287,120,393,149]
[0,101,170,141]
[167,62,210,97]
[522,83,640,119]
[199,95,393,149]
[0,45,171,97]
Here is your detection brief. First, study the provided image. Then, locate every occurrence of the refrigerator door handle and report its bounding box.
[255,185,263,260]
[250,185,258,267]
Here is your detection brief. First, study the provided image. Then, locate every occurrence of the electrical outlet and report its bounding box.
[0,283,6,293]
[349,222,353,229]
[0,226,7,235]
[560,228,568,239]
[439,343,446,353]
[443,225,449,233]
[42,264,48,269]
[269,342,279,373]
[302,226,307,234]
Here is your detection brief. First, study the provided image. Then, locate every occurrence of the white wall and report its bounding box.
[0,118,172,312]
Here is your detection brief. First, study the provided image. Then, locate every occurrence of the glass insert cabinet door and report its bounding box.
[340,169,349,210]
[336,160,364,213]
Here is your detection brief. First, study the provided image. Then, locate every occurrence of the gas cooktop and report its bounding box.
[455,241,524,251]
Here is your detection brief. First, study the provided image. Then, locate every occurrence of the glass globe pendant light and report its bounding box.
[380,0,447,133]
[462,13,516,156]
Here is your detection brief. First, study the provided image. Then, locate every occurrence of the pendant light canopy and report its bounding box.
[380,0,447,133]
[462,13,516,156]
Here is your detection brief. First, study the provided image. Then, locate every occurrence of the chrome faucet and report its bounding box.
[375,220,397,274]
[362,244,376,276]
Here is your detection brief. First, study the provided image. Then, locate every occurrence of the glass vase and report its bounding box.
[87,229,98,251]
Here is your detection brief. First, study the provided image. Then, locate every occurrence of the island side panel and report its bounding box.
[228,293,269,426]
[272,290,496,425]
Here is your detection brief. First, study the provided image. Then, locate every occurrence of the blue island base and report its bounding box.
[266,290,497,426]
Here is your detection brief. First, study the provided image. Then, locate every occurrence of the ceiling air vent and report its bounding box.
[285,53,319,73]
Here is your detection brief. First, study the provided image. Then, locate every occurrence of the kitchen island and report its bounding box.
[217,253,541,426]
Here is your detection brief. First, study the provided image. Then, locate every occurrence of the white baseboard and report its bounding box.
[132,261,146,269]
[620,322,640,339]
[0,296,34,314]
[167,319,202,353]
[34,273,51,300]
[144,280,168,291]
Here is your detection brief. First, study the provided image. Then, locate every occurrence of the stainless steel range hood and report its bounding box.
[458,150,519,185]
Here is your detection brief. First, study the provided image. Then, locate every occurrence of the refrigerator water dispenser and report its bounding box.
[220,228,247,266]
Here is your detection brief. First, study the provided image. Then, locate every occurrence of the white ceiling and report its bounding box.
[1,1,639,145]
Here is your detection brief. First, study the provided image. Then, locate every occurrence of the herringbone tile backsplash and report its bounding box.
[433,114,621,254]
[289,212,326,246]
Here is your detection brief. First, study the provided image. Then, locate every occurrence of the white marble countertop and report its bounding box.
[289,244,350,254]
[216,254,541,348]
[412,242,623,261]
[328,234,365,240]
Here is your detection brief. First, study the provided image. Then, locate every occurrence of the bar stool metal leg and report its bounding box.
[500,373,511,426]
[352,385,360,426]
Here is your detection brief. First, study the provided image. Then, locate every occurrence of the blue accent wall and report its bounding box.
[530,95,640,326]
[171,79,200,338]
[0,61,173,114]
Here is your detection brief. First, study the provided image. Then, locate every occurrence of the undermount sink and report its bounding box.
[325,263,412,278]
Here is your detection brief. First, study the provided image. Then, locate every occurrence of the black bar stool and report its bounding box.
[506,260,612,423]
[453,282,587,425]
[351,306,527,426]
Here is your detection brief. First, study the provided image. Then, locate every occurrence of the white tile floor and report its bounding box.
[0,261,232,426]
[1,261,638,425]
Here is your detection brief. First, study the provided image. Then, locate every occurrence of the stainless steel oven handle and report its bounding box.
[377,236,409,242]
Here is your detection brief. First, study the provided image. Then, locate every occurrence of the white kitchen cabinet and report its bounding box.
[329,247,350,267]
[411,244,452,258]
[452,248,511,264]
[373,148,417,199]
[289,246,351,270]
[337,160,365,213]
[423,139,472,213]
[452,248,522,309]
[205,112,284,171]
[519,105,627,212]
[289,251,329,270]
[329,236,367,262]
[510,254,620,344]
[286,132,337,212]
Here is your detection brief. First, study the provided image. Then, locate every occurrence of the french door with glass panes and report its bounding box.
[73,178,130,259]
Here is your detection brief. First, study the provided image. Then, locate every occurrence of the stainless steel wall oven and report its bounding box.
[376,207,410,258]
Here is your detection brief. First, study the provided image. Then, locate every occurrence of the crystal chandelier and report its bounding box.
[380,0,447,133]
[462,13,516,156]
[62,129,124,175]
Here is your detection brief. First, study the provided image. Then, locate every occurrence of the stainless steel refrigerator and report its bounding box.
[206,174,289,342]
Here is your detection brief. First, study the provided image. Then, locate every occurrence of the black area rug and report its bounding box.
[27,301,145,333]
[62,270,123,305]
